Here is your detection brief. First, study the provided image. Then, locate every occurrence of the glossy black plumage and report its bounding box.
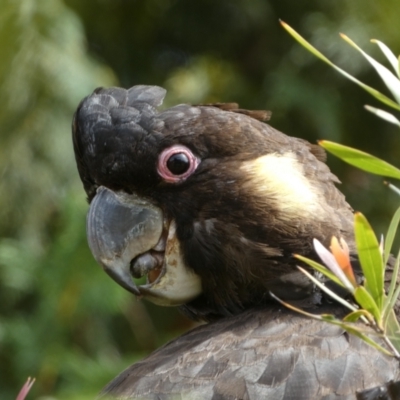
[72,85,400,399]
[99,307,400,400]
[73,85,355,320]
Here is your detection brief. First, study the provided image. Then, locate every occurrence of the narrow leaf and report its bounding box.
[384,206,400,264]
[280,21,400,111]
[385,283,400,322]
[398,55,400,80]
[341,34,400,104]
[384,309,400,352]
[364,105,400,127]
[384,249,400,313]
[342,326,393,356]
[279,21,342,67]
[320,314,337,321]
[354,286,382,324]
[271,294,394,357]
[269,291,325,320]
[343,309,375,323]
[320,141,400,179]
[297,266,358,312]
[354,213,384,310]
[320,318,393,357]
[294,254,344,287]
[385,181,400,196]
[371,39,400,78]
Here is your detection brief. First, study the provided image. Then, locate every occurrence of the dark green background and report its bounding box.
[1,1,399,398]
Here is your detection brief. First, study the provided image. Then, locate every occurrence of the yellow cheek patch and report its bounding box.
[240,152,322,220]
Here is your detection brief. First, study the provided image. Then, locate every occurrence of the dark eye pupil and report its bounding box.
[166,153,190,175]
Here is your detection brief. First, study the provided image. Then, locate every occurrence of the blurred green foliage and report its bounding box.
[1,0,400,398]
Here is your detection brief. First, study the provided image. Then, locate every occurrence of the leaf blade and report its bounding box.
[280,21,400,111]
[319,141,400,179]
[341,34,400,104]
[354,286,381,323]
[384,309,400,352]
[384,206,400,264]
[354,213,384,310]
[294,254,344,287]
[297,266,357,312]
[364,105,400,127]
[343,309,374,323]
[319,317,393,357]
[371,39,400,78]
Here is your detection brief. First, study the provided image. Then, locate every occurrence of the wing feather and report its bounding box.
[100,307,399,400]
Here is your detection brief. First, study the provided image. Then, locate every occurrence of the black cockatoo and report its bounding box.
[72,85,400,399]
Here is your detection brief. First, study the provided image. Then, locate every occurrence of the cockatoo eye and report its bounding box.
[157,145,199,183]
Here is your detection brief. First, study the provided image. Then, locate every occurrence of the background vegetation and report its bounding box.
[1,1,400,398]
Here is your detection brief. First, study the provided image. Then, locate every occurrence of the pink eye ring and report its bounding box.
[157,145,200,183]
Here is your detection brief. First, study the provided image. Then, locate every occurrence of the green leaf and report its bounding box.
[398,55,400,81]
[364,105,400,127]
[384,277,400,322]
[269,291,326,320]
[297,267,358,312]
[371,39,400,78]
[320,314,337,321]
[294,254,344,287]
[342,327,393,357]
[385,181,400,196]
[319,317,393,357]
[354,213,384,310]
[384,206,400,264]
[384,249,400,316]
[319,141,400,179]
[384,309,400,352]
[354,286,382,324]
[272,292,394,358]
[343,309,375,323]
[280,21,400,111]
[341,34,400,104]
